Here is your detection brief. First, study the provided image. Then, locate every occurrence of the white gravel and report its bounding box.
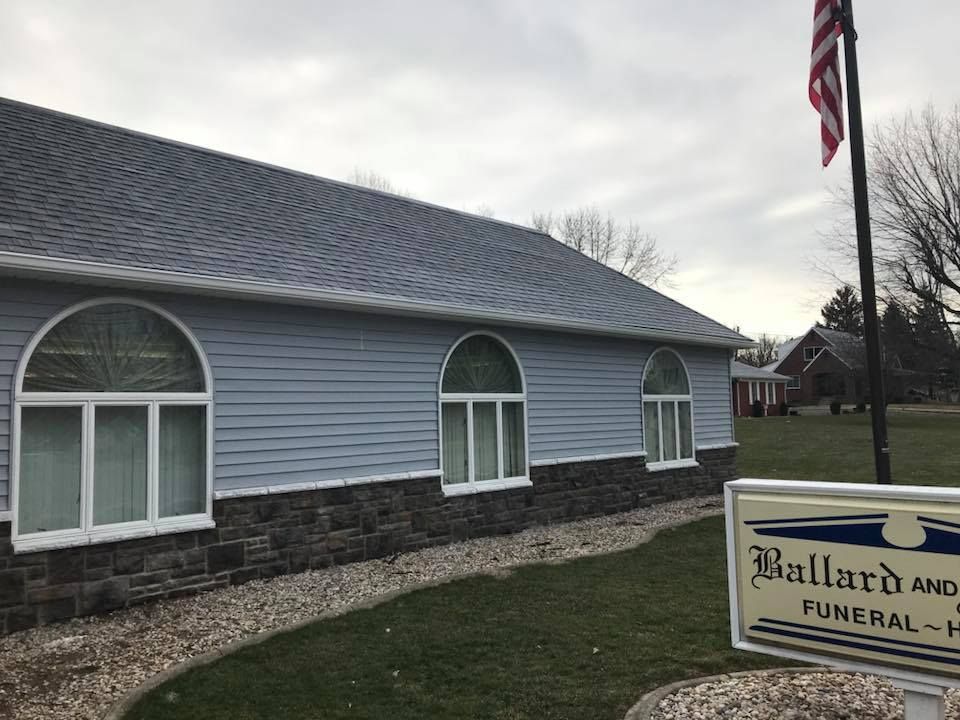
[0,495,723,720]
[652,671,960,720]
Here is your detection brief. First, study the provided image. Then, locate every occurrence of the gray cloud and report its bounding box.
[2,0,958,337]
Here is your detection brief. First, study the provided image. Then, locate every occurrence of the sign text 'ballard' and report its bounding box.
[726,479,960,685]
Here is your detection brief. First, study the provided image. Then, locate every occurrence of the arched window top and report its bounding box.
[643,348,690,396]
[441,334,523,394]
[21,302,207,393]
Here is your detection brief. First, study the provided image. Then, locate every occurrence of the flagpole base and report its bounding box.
[892,679,945,720]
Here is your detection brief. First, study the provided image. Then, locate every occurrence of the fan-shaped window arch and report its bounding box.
[642,348,695,468]
[21,304,206,393]
[439,333,527,492]
[13,298,213,552]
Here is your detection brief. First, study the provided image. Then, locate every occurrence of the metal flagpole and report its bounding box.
[837,0,892,485]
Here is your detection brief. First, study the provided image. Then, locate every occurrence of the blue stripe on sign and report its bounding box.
[758,617,960,656]
[918,515,960,531]
[749,624,960,667]
[744,513,888,526]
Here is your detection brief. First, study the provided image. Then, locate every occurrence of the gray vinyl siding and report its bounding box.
[684,346,736,447]
[0,279,735,510]
[0,291,74,513]
[513,332,646,459]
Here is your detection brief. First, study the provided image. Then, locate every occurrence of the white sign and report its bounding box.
[726,479,960,720]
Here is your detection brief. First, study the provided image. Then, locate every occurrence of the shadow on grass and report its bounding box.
[124,517,783,720]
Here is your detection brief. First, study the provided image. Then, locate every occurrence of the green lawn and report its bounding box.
[125,518,782,720]
[735,411,960,485]
[124,412,960,719]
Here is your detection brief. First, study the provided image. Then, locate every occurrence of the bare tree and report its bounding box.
[736,332,780,367]
[826,106,960,332]
[347,168,415,198]
[531,207,677,287]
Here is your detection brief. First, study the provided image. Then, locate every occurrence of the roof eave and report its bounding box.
[0,252,754,349]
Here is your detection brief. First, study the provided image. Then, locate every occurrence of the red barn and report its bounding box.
[731,360,789,417]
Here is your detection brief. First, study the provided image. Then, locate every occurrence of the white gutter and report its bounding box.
[0,252,755,349]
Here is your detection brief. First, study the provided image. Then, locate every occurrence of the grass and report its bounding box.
[124,517,782,720]
[735,411,960,485]
[124,412,960,719]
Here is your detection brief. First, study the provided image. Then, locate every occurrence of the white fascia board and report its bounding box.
[0,252,754,349]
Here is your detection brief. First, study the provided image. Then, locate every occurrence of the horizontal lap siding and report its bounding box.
[0,287,89,511]
[684,346,735,447]
[512,334,734,459]
[511,333,645,460]
[0,279,736,508]
[164,302,452,490]
[0,284,455,499]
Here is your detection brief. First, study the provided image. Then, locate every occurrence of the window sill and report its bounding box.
[647,459,700,473]
[442,477,532,497]
[13,517,216,554]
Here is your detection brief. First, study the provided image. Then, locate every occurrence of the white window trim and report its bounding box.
[11,297,215,554]
[803,346,824,362]
[765,382,774,405]
[787,375,801,389]
[438,331,529,496]
[641,347,697,471]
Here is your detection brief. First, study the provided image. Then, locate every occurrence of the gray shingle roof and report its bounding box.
[0,98,749,346]
[731,359,789,381]
[813,327,865,368]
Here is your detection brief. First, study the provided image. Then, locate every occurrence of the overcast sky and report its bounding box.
[3,1,958,340]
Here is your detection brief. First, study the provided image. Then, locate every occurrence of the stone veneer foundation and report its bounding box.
[0,447,736,635]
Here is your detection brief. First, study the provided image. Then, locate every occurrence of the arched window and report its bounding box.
[439,333,527,490]
[642,348,695,468]
[13,299,213,550]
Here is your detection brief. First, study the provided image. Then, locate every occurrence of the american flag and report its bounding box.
[809,0,844,166]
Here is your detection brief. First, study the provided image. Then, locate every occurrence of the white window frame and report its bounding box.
[803,346,824,362]
[765,382,775,405]
[438,331,530,496]
[642,347,697,472]
[787,375,801,389]
[11,297,215,553]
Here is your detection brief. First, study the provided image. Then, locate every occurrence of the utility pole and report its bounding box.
[838,0,891,484]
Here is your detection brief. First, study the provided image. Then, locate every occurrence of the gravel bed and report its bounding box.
[652,671,960,719]
[0,495,722,720]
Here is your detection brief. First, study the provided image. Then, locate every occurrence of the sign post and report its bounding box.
[726,479,960,719]
[894,679,945,720]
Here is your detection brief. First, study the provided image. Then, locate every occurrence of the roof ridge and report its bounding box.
[507,209,748,344]
[0,95,553,239]
[0,96,751,347]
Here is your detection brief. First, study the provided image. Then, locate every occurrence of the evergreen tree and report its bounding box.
[820,285,864,335]
[880,302,916,369]
[913,300,957,379]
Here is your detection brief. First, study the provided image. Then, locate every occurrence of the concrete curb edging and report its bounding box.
[623,666,835,720]
[102,508,723,719]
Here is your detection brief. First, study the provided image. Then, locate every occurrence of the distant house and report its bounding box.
[763,327,865,403]
[760,325,918,404]
[730,360,789,417]
[0,98,751,634]
[766,327,919,405]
